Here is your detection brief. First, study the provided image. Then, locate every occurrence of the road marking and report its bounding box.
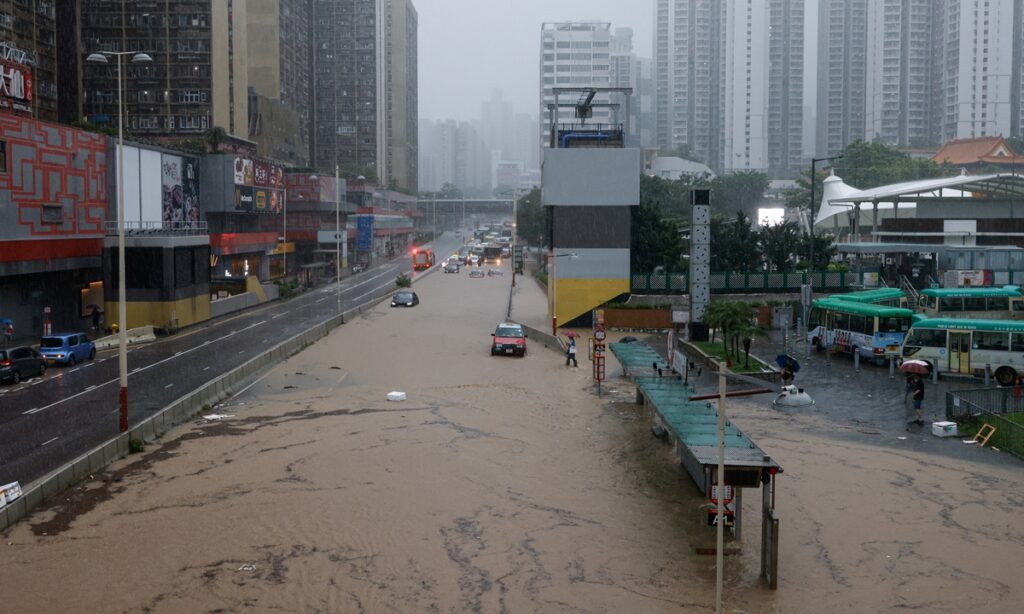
[271,313,286,319]
[315,297,328,303]
[165,383,174,389]
[69,368,79,373]
[41,436,59,446]
[82,362,95,368]
[203,366,211,371]
[23,319,268,416]
[85,385,97,392]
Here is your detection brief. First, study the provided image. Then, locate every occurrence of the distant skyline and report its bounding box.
[418,0,653,121]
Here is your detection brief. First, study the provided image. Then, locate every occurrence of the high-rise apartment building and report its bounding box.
[77,1,248,137]
[539,22,615,156]
[815,0,867,156]
[0,1,57,122]
[655,1,803,176]
[313,0,417,193]
[609,27,656,150]
[247,0,312,164]
[418,118,488,194]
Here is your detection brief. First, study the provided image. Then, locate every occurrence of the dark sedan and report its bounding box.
[391,291,420,307]
[0,346,47,384]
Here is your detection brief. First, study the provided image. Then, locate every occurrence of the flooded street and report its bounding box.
[2,262,1024,613]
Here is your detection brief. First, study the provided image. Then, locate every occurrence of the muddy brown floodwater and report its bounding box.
[2,261,1023,613]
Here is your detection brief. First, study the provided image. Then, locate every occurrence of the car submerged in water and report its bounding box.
[491,322,527,357]
[391,291,419,307]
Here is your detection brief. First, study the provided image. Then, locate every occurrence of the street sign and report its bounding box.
[594,328,606,342]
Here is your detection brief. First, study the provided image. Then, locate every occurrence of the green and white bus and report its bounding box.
[830,288,908,308]
[917,285,1024,320]
[809,298,915,364]
[902,318,1024,384]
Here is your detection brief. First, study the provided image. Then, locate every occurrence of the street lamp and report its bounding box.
[335,166,341,314]
[87,50,152,433]
[802,153,843,347]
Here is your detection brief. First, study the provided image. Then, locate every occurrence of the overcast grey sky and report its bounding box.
[418,0,653,121]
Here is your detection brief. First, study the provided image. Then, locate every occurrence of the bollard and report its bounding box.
[984,363,991,386]
[889,356,895,379]
[854,349,860,372]
[932,364,938,384]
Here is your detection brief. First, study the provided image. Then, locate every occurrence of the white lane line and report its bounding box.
[41,436,59,446]
[203,366,211,371]
[23,319,268,416]
[271,313,286,319]
[165,383,174,389]
[314,297,328,303]
[131,367,143,373]
[352,278,405,303]
[69,368,80,374]
[85,385,97,392]
[81,362,95,368]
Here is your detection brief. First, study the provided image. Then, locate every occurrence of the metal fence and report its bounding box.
[946,387,1024,460]
[631,271,860,294]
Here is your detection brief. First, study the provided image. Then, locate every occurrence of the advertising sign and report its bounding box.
[160,154,184,225]
[0,58,33,115]
[357,215,375,251]
[254,188,268,211]
[234,185,254,211]
[182,158,200,225]
[233,157,253,185]
[253,160,269,187]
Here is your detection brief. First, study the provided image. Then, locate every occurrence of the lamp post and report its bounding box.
[806,152,839,349]
[335,165,341,314]
[282,184,289,281]
[87,50,152,433]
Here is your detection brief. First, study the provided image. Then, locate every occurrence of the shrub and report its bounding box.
[535,271,548,286]
[396,273,412,288]
[129,438,145,454]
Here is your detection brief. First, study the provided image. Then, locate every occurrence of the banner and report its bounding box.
[161,154,184,225]
[182,157,200,225]
[357,215,375,251]
[233,157,253,185]
[253,160,269,187]
[234,185,254,211]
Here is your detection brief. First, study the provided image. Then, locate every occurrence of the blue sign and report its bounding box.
[357,215,375,251]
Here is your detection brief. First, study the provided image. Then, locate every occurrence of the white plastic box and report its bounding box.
[931,421,958,437]
[386,391,407,402]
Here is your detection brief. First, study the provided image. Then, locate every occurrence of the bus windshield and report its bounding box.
[879,316,911,333]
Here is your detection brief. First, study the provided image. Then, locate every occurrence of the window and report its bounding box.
[974,331,1008,351]
[939,296,962,312]
[41,205,63,224]
[1011,333,1024,352]
[834,311,850,331]
[879,317,910,333]
[0,140,6,173]
[987,296,1009,311]
[908,328,946,348]
[964,297,986,311]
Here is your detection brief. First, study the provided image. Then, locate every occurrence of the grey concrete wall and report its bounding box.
[211,292,261,318]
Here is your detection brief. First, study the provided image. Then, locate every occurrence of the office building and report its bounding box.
[246,0,312,165]
[313,0,417,193]
[77,0,249,138]
[815,0,867,156]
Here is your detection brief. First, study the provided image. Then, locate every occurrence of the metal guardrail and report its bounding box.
[946,387,1024,460]
[631,271,860,294]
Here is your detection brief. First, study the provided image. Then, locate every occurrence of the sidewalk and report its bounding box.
[509,273,551,334]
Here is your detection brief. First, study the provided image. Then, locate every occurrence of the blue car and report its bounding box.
[39,332,96,366]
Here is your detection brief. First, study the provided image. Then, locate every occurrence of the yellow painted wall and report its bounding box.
[105,295,212,331]
[552,278,630,328]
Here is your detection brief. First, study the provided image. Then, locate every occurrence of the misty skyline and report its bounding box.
[418,0,654,121]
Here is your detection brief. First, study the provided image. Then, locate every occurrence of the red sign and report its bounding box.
[0,59,33,115]
[253,161,269,187]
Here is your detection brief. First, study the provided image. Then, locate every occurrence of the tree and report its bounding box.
[640,174,699,220]
[759,221,803,272]
[799,233,837,270]
[438,182,463,199]
[710,211,762,272]
[203,126,227,153]
[515,188,545,246]
[702,300,751,367]
[631,203,683,271]
[710,171,769,215]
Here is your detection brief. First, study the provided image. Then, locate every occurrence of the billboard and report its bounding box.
[234,156,283,214]
[0,58,33,115]
[356,215,375,251]
[161,154,201,227]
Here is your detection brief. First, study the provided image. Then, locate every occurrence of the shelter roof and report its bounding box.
[830,173,1024,204]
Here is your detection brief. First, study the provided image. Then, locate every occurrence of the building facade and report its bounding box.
[539,22,614,156]
[0,1,58,122]
[76,0,249,138]
[815,0,867,157]
[246,0,312,165]
[313,0,417,193]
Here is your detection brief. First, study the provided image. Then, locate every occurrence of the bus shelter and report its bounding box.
[610,341,782,588]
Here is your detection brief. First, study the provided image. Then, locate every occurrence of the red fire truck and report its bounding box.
[412,248,435,271]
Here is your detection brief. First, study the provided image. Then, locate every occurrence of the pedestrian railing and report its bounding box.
[631,271,860,294]
[946,387,1024,460]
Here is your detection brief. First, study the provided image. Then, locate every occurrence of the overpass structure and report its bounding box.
[415,198,515,232]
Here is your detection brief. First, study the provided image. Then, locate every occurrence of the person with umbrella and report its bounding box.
[899,360,930,427]
[565,332,579,367]
[775,354,800,385]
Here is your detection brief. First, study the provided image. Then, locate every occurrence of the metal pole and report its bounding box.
[335,165,341,315]
[716,370,726,614]
[116,53,128,432]
[283,179,288,281]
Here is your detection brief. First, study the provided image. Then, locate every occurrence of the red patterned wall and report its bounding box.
[0,114,108,246]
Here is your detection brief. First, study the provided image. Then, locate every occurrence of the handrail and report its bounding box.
[899,275,920,305]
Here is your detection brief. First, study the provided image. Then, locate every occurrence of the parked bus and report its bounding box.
[917,285,1024,320]
[830,288,908,308]
[902,317,1024,384]
[808,298,914,364]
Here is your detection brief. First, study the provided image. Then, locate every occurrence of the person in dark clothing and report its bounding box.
[911,375,925,425]
[565,338,578,367]
[91,307,101,334]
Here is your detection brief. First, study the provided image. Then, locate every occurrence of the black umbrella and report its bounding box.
[775,354,801,373]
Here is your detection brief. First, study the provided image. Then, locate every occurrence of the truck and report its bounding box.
[412,248,434,270]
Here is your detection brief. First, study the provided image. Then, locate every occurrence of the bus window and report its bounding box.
[850,314,867,334]
[1012,333,1024,352]
[988,296,1009,311]
[939,296,962,312]
[880,317,910,333]
[908,328,946,347]
[1013,299,1024,312]
[834,311,850,331]
[963,297,986,311]
[974,331,1009,351]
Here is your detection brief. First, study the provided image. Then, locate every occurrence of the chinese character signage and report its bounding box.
[0,58,33,115]
[233,157,284,214]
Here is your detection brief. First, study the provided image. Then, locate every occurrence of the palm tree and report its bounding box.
[702,300,751,367]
